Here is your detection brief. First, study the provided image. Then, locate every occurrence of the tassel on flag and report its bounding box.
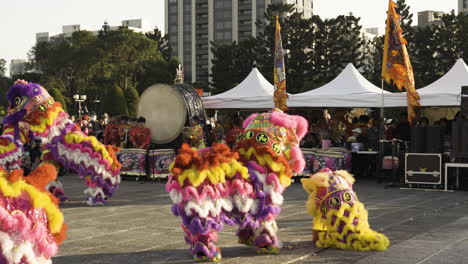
[382,0,420,124]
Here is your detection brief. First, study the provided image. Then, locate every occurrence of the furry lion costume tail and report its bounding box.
[301,169,389,251]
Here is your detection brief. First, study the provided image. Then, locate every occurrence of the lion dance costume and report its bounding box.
[1,80,121,205]
[301,169,389,251]
[166,109,308,261]
[0,164,66,263]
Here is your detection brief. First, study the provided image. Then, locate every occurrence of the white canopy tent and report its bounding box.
[289,64,390,107]
[202,68,275,109]
[384,59,468,107]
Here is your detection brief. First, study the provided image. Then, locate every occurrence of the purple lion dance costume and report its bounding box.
[166,109,308,261]
[0,80,121,205]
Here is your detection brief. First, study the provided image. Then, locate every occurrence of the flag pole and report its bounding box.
[379,79,385,183]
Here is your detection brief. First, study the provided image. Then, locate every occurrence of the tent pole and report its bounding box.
[379,79,385,184]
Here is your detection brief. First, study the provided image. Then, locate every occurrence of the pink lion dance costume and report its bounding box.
[166,109,308,261]
[0,164,67,263]
[1,80,121,205]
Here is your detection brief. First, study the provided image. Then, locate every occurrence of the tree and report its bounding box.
[124,85,139,117]
[284,13,313,93]
[102,85,128,116]
[49,88,68,112]
[210,42,236,94]
[0,59,6,77]
[395,0,414,40]
[146,27,172,61]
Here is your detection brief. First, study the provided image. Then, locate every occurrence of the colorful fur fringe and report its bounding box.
[0,164,67,263]
[301,169,389,251]
[1,80,121,205]
[167,109,308,261]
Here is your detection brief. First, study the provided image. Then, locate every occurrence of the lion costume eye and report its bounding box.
[39,105,47,112]
[15,97,21,106]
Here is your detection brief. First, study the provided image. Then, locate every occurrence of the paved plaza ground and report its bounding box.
[53,175,468,264]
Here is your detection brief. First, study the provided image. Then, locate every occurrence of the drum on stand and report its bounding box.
[147,149,176,180]
[137,83,206,149]
[313,151,346,173]
[300,149,316,176]
[117,149,147,177]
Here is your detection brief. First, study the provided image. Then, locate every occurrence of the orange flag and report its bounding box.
[382,0,420,124]
[273,16,288,111]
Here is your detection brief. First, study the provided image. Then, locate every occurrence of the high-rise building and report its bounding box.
[165,0,313,86]
[417,10,445,27]
[9,59,27,76]
[460,0,468,14]
[36,19,150,43]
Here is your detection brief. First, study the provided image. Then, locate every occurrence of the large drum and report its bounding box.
[137,83,206,146]
[117,149,147,176]
[312,151,346,173]
[147,149,176,179]
[300,148,315,176]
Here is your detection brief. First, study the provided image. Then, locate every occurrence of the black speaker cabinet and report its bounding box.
[411,127,426,153]
[452,117,468,158]
[425,126,442,153]
[405,153,441,184]
[462,86,468,116]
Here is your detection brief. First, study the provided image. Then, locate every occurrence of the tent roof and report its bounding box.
[202,68,275,109]
[417,59,468,106]
[289,63,389,107]
[385,59,468,107]
[418,59,468,95]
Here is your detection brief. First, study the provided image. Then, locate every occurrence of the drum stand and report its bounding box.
[139,144,154,184]
[382,139,406,189]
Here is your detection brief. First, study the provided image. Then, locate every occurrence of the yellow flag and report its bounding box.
[273,16,288,111]
[382,0,420,124]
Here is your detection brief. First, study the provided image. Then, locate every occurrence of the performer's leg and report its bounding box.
[236,213,257,246]
[40,160,69,202]
[181,213,223,261]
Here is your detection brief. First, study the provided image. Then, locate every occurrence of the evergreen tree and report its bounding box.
[146,27,172,61]
[49,88,68,112]
[210,42,236,94]
[412,26,439,87]
[0,59,5,77]
[124,85,139,117]
[102,85,128,116]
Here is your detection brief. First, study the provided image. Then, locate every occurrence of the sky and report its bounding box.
[0,0,458,76]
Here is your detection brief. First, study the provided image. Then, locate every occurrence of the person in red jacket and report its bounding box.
[104,116,122,147]
[129,117,152,149]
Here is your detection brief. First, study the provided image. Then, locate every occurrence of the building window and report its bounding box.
[465,0,468,9]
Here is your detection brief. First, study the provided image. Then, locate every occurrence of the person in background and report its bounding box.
[225,116,243,148]
[394,112,411,142]
[188,116,206,149]
[129,117,152,149]
[104,116,122,147]
[418,117,429,127]
[209,118,225,145]
[119,116,130,148]
[366,118,380,150]
[385,119,395,140]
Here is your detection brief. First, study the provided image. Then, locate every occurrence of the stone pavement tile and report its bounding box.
[355,256,423,264]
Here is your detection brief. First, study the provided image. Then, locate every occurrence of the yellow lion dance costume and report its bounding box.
[301,169,389,251]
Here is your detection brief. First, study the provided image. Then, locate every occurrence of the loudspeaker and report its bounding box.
[425,126,442,153]
[411,127,426,153]
[452,117,468,158]
[462,86,468,116]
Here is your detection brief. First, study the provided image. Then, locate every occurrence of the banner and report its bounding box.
[382,0,420,123]
[273,16,288,111]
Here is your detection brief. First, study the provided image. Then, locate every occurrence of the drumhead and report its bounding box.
[138,84,187,144]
